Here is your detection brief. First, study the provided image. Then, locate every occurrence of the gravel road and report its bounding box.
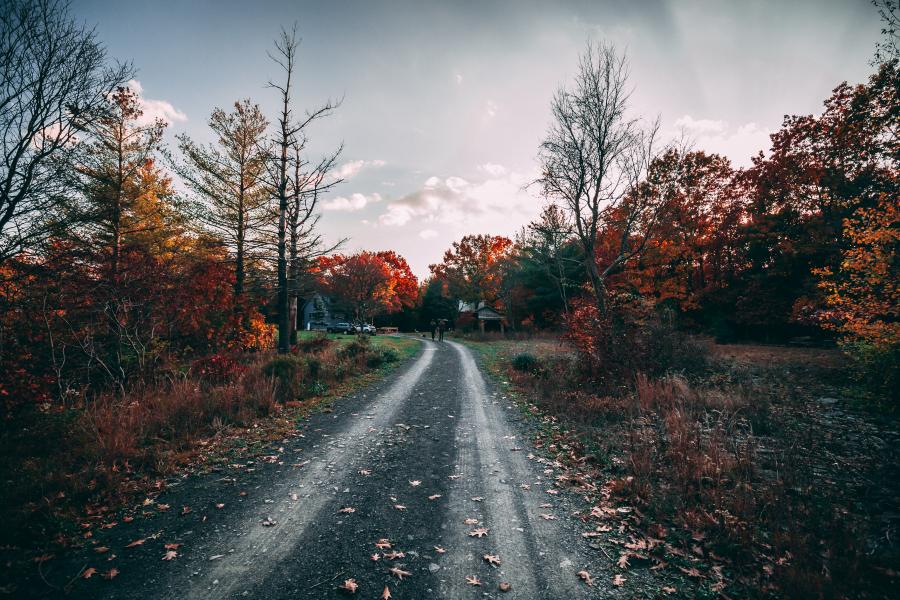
[56,338,618,599]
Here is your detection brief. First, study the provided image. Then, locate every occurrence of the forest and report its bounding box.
[0,0,897,598]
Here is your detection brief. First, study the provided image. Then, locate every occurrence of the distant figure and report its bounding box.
[430,319,437,341]
[438,319,446,342]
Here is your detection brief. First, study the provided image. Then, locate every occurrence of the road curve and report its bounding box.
[57,338,616,599]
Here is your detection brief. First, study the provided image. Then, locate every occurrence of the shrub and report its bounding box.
[294,334,333,354]
[339,336,370,359]
[191,352,247,386]
[512,352,541,373]
[262,356,304,402]
[307,380,328,396]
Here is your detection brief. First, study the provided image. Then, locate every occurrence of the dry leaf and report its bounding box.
[617,554,630,568]
[162,550,178,561]
[375,539,392,550]
[102,568,119,580]
[612,574,626,586]
[499,581,511,592]
[393,504,406,511]
[381,586,391,600]
[577,570,594,586]
[215,503,225,509]
[338,507,356,514]
[483,554,501,567]
[125,538,145,548]
[539,513,557,520]
[339,578,358,593]
[261,517,277,527]
[157,504,170,511]
[465,575,481,586]
[434,546,446,554]
[428,494,441,500]
[370,553,380,561]
[463,518,479,525]
[409,480,421,487]
[389,566,412,581]
[383,551,406,560]
[164,543,182,550]
[662,586,677,594]
[469,527,489,538]
[471,496,484,502]
[82,567,97,579]
[359,469,371,476]
[94,546,109,554]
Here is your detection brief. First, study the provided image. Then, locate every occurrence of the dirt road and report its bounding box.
[59,339,617,599]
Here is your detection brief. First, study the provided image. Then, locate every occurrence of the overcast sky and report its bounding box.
[75,0,883,278]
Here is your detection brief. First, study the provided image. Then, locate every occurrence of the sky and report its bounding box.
[74,0,883,279]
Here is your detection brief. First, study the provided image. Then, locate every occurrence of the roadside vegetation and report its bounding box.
[463,329,898,598]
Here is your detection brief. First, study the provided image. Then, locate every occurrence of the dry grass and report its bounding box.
[468,336,898,598]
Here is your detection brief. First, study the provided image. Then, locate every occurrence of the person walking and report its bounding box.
[430,319,437,341]
[438,319,445,341]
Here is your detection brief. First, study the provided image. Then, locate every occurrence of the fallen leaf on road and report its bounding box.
[359,469,371,476]
[94,546,109,554]
[180,506,191,516]
[215,503,225,509]
[409,480,421,487]
[338,507,356,513]
[371,553,380,561]
[381,586,391,599]
[209,554,224,560]
[162,550,178,561]
[434,546,446,554]
[428,494,441,500]
[483,554,501,567]
[261,517,277,527]
[102,568,119,580]
[539,513,557,520]
[122,516,134,523]
[375,539,392,549]
[499,582,511,592]
[546,489,559,495]
[339,578,358,593]
[389,567,411,580]
[82,568,97,579]
[157,504,170,511]
[465,575,481,586]
[164,543,182,550]
[464,518,479,525]
[471,496,484,502]
[617,554,629,568]
[469,528,489,538]
[383,551,406,560]
[578,570,594,586]
[612,574,626,586]
[448,475,461,480]
[662,586,677,594]
[142,498,154,506]
[125,538,145,548]
[290,493,298,501]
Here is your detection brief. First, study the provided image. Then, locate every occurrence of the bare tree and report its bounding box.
[537,42,668,314]
[0,0,131,264]
[873,0,900,63]
[286,137,344,342]
[266,24,341,353]
[177,100,269,298]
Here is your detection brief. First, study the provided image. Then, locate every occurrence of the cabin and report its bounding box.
[299,293,348,330]
[458,300,507,334]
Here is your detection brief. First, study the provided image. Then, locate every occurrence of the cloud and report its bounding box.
[126,79,187,126]
[485,100,499,119]
[478,162,507,177]
[332,159,387,181]
[673,114,772,167]
[419,229,438,239]
[455,72,463,85]
[377,169,536,228]
[322,192,383,212]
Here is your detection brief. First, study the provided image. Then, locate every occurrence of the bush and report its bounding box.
[294,334,333,354]
[366,347,400,368]
[339,336,370,359]
[191,352,247,386]
[262,356,304,401]
[841,340,899,404]
[512,352,541,373]
[307,380,328,396]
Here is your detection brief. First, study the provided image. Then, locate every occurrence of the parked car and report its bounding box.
[361,323,376,335]
[326,322,354,334]
[308,321,329,332]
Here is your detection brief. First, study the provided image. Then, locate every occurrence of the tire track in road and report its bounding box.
[188,343,436,600]
[439,341,594,599]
